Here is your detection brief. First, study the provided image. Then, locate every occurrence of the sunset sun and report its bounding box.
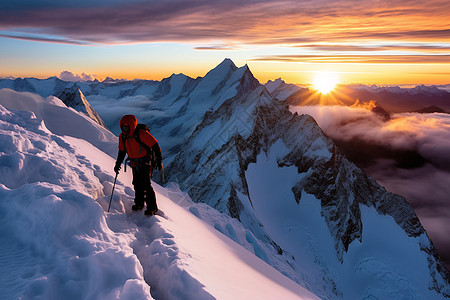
[313,71,339,94]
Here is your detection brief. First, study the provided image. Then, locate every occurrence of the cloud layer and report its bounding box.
[295,106,450,168]
[291,105,450,266]
[88,94,163,135]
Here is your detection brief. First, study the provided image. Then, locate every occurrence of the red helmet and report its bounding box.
[120,115,137,135]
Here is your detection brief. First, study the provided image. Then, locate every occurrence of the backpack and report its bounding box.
[134,123,153,159]
[122,123,162,175]
[122,123,153,159]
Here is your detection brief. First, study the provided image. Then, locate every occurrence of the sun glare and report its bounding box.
[313,71,339,94]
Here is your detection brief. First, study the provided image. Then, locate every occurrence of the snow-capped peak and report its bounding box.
[54,85,108,129]
[214,58,238,72]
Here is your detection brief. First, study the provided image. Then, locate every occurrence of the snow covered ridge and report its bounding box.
[0,90,319,299]
[0,99,150,299]
[166,85,450,298]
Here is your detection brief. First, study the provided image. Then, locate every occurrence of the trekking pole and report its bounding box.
[108,172,118,212]
[161,162,165,183]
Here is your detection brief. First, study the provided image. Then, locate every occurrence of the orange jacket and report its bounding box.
[118,115,157,159]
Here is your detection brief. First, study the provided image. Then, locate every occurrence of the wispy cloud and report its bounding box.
[251,54,450,64]
[0,33,92,45]
[0,0,449,47]
[194,44,241,51]
[294,43,450,52]
[337,29,450,42]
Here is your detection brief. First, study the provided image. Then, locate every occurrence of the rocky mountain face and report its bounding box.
[165,86,341,298]
[54,85,108,129]
[126,59,262,161]
[166,84,449,297]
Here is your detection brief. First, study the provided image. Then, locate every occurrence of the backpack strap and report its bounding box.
[122,133,127,152]
[133,129,152,159]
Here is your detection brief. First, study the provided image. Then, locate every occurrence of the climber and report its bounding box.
[114,115,163,216]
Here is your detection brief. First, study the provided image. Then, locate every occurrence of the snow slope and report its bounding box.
[245,140,446,299]
[0,89,318,299]
[0,89,117,157]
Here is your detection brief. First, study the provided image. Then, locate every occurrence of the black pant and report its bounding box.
[132,161,157,211]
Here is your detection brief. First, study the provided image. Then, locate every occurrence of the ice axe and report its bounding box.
[108,171,118,212]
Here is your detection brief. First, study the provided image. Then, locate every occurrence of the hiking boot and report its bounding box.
[144,209,157,216]
[132,204,144,211]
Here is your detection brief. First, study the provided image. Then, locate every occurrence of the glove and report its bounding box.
[114,162,121,174]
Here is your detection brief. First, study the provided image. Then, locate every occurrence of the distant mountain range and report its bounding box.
[0,59,260,162]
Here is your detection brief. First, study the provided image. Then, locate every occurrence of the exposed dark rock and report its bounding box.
[54,85,108,129]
